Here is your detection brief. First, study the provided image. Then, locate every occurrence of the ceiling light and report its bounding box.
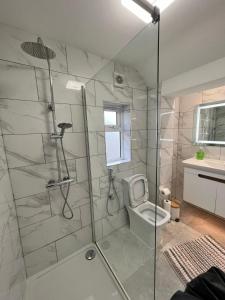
[121,0,153,23]
[66,80,85,90]
[151,0,175,13]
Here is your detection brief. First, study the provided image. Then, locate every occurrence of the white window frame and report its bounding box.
[104,104,130,166]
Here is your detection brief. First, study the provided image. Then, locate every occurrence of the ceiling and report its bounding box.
[0,0,225,83]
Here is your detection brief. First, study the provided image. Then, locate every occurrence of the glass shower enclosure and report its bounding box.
[83,8,161,300]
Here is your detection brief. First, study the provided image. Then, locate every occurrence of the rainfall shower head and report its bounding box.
[58,123,72,137]
[21,37,56,60]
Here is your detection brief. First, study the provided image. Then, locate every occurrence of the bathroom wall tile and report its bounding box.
[49,181,90,215]
[0,136,8,174]
[70,104,85,132]
[94,61,114,84]
[90,155,107,178]
[160,164,172,186]
[88,132,98,155]
[93,196,107,221]
[148,130,158,149]
[0,23,67,72]
[204,146,221,159]
[56,226,92,261]
[67,45,108,78]
[148,109,158,130]
[148,89,157,111]
[178,128,193,145]
[180,111,194,129]
[15,192,51,229]
[95,81,132,107]
[133,89,147,111]
[24,243,57,277]
[114,62,146,89]
[76,157,88,182]
[102,208,128,237]
[42,132,86,163]
[80,204,91,227]
[10,160,76,199]
[220,148,225,160]
[203,86,225,103]
[94,219,103,241]
[179,92,202,112]
[132,110,147,130]
[20,209,81,254]
[0,99,71,134]
[0,61,38,101]
[36,69,95,106]
[4,134,45,168]
[87,106,104,132]
[131,130,147,150]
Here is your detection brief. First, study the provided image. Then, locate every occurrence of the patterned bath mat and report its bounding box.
[164,235,225,284]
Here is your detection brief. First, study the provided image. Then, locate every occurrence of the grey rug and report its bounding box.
[164,235,225,284]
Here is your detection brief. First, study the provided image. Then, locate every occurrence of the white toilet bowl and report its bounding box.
[123,174,170,248]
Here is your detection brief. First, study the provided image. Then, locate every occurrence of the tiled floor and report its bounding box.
[98,222,200,300]
[97,203,225,300]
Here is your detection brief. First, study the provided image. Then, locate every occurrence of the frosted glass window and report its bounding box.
[104,111,117,126]
[105,132,121,163]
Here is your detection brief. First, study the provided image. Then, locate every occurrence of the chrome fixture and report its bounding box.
[21,37,74,220]
[106,168,120,216]
[85,249,96,260]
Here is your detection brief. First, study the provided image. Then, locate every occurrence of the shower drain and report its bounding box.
[85,249,96,260]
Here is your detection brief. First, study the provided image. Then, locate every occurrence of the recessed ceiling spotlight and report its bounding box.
[121,0,174,23]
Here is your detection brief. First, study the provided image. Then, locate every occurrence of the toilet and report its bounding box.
[122,174,170,248]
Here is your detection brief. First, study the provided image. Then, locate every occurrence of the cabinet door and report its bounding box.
[183,171,217,213]
[215,183,225,218]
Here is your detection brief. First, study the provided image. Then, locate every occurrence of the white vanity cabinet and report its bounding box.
[183,158,225,219]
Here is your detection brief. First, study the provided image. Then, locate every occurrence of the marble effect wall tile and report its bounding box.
[4,134,45,168]
[0,23,67,72]
[24,243,57,277]
[0,61,38,101]
[15,192,51,229]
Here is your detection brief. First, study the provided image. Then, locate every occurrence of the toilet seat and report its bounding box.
[127,174,149,208]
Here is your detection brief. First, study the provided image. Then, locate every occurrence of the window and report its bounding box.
[104,104,131,166]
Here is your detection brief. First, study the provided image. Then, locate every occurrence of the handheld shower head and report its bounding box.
[58,123,72,137]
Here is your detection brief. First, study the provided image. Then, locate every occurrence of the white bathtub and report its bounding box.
[25,244,125,300]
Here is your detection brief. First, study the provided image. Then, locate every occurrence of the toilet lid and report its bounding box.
[128,175,149,208]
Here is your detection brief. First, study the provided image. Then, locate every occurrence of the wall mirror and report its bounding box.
[194,100,225,146]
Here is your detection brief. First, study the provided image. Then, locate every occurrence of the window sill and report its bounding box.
[107,159,131,167]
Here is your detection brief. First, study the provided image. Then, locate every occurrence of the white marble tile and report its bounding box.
[114,62,146,89]
[56,226,92,261]
[94,61,114,84]
[0,136,8,173]
[87,106,104,132]
[180,92,202,112]
[93,196,107,221]
[131,130,147,150]
[180,111,194,129]
[24,243,57,277]
[36,69,95,106]
[133,89,147,110]
[42,132,86,163]
[76,157,88,182]
[203,86,225,103]
[67,45,108,78]
[178,128,193,145]
[95,81,132,107]
[220,147,225,160]
[20,210,81,254]
[70,105,85,132]
[0,61,38,101]
[4,134,45,168]
[132,110,147,130]
[49,181,90,215]
[90,155,107,178]
[160,110,178,130]
[10,160,76,199]
[0,23,67,72]
[102,209,128,237]
[204,146,221,159]
[95,219,103,241]
[15,192,51,229]
[80,204,91,227]
[0,99,71,134]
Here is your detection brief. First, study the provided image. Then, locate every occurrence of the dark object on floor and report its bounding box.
[171,267,225,300]
[164,235,225,284]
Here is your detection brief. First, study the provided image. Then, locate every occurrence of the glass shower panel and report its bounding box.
[84,20,160,300]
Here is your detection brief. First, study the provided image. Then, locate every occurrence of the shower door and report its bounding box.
[83,19,160,300]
